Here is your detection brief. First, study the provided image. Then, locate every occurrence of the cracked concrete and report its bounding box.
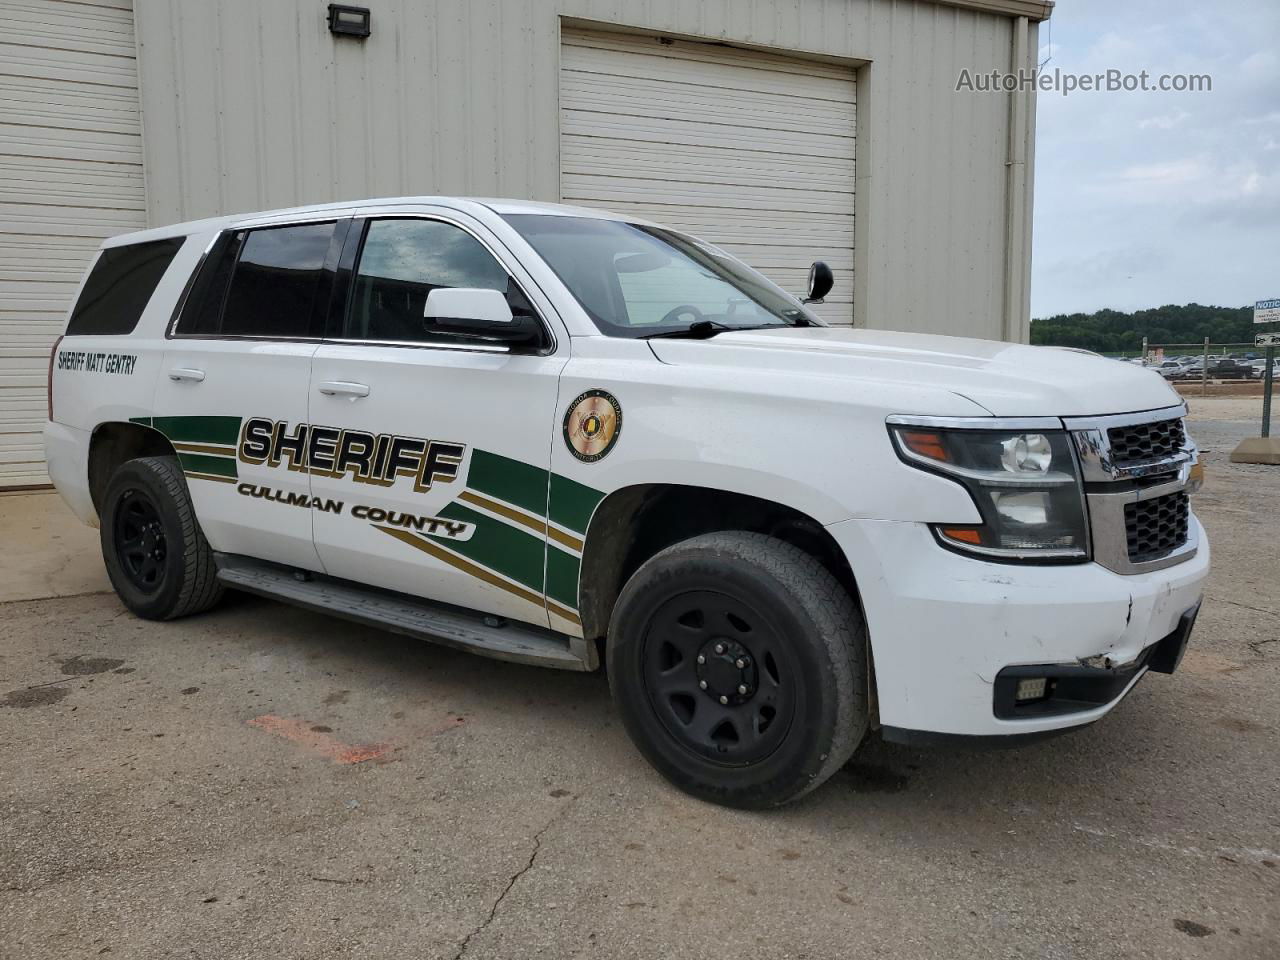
[0,407,1276,959]
[1209,596,1280,621]
[453,811,562,960]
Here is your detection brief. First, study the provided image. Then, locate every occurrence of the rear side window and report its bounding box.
[67,237,184,335]
[174,221,336,339]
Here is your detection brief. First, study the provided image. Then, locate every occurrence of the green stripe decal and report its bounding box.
[431,502,545,594]
[118,430,596,613]
[177,452,238,479]
[151,415,243,446]
[545,548,581,611]
[549,474,604,535]
[466,450,548,518]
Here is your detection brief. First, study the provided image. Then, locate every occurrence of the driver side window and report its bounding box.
[347,218,521,345]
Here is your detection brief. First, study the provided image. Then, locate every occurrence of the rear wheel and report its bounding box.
[101,456,223,620]
[607,531,868,808]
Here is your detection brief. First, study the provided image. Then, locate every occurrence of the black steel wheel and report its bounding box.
[100,456,223,620]
[608,531,868,808]
[113,487,168,592]
[640,589,796,766]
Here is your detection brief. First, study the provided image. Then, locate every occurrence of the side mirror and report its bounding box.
[803,261,834,304]
[423,288,542,346]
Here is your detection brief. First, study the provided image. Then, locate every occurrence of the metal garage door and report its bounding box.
[559,27,855,327]
[0,0,146,487]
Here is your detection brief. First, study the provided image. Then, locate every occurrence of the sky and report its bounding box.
[1030,0,1280,318]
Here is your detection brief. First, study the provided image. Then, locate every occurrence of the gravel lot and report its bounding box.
[2,400,1277,959]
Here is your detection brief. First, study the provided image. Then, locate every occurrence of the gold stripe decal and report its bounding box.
[547,602,582,627]
[458,490,544,535]
[458,489,584,553]
[184,471,237,484]
[546,522,585,555]
[173,441,238,457]
[375,526,548,609]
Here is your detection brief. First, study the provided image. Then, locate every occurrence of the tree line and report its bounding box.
[1030,304,1256,352]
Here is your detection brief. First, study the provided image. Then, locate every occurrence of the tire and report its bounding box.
[100,455,224,620]
[607,531,868,808]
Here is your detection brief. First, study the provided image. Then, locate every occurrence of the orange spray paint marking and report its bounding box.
[248,714,391,765]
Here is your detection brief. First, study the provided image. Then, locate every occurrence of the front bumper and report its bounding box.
[990,602,1197,721]
[827,515,1210,738]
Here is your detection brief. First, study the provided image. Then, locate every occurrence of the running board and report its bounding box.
[214,554,595,672]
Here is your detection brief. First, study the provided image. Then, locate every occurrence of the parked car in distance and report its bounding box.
[1207,359,1254,380]
[1154,360,1188,379]
[1168,358,1255,381]
[1250,359,1280,380]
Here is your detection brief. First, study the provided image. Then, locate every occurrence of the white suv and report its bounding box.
[45,197,1209,807]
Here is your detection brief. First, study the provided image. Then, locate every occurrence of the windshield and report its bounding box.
[502,214,822,338]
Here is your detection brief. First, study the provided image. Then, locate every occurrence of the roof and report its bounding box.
[102,197,641,248]
[933,0,1054,21]
[472,198,629,218]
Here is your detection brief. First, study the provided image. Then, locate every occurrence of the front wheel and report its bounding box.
[100,455,223,620]
[607,532,868,808]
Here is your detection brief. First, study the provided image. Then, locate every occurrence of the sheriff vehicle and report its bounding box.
[45,197,1208,807]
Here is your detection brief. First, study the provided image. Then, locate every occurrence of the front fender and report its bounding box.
[551,352,983,527]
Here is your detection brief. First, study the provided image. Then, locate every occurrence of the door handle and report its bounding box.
[317,380,370,398]
[168,367,205,382]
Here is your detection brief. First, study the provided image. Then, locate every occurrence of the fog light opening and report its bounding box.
[1015,677,1048,702]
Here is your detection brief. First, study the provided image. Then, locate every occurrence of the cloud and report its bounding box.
[1239,49,1279,83]
[1115,158,1203,187]
[1137,111,1189,131]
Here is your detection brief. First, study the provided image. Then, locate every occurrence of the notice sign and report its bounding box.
[1256,298,1280,324]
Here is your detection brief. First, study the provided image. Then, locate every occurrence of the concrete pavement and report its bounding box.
[0,489,107,603]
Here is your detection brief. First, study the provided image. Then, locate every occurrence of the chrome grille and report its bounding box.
[1107,418,1186,465]
[1124,492,1189,564]
[1065,405,1199,575]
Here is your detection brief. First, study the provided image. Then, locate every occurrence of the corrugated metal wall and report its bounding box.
[133,0,1035,340]
[559,28,857,325]
[1,0,148,487]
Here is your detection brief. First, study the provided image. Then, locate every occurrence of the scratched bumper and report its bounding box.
[826,516,1211,737]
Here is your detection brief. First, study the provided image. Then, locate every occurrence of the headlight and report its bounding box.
[889,423,1089,562]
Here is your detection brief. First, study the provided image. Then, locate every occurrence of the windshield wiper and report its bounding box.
[642,319,813,340]
[641,320,736,340]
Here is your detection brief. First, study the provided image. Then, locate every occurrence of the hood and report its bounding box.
[646,327,1183,418]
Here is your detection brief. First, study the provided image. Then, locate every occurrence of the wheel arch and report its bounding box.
[87,421,177,516]
[577,483,863,646]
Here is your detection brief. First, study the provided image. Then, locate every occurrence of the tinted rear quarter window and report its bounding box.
[67,237,185,335]
[176,231,244,337]
[175,221,336,339]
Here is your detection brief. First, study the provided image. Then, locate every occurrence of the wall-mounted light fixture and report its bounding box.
[327,4,371,38]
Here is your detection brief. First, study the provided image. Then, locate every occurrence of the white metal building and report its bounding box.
[1,0,1051,487]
